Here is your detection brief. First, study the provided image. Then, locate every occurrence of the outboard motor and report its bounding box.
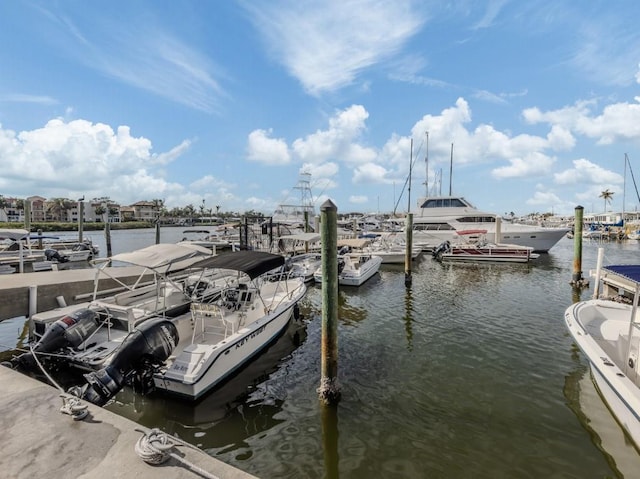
[432,240,451,260]
[73,318,179,406]
[44,248,69,263]
[12,309,101,368]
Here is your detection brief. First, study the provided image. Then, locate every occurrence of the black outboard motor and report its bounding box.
[44,248,69,263]
[74,318,179,406]
[432,240,451,260]
[12,309,101,368]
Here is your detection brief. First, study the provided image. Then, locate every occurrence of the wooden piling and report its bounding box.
[318,199,341,404]
[24,201,31,231]
[78,201,84,242]
[404,213,413,286]
[570,205,588,288]
[155,221,160,244]
[105,222,112,257]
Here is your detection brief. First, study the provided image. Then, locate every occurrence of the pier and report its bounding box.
[0,366,257,478]
[0,267,153,320]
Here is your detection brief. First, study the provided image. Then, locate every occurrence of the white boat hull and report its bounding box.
[564,299,640,450]
[154,301,297,399]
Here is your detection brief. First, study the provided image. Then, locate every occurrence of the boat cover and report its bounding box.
[191,250,285,279]
[603,265,640,285]
[276,232,321,243]
[0,229,30,241]
[95,243,213,271]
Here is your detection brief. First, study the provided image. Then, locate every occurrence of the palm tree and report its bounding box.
[46,198,72,221]
[599,189,614,212]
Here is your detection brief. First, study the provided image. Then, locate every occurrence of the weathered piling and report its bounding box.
[78,201,84,242]
[318,199,341,405]
[24,201,31,231]
[404,213,413,286]
[105,222,113,257]
[155,222,161,244]
[570,205,588,288]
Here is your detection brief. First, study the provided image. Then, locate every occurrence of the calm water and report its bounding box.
[2,228,640,478]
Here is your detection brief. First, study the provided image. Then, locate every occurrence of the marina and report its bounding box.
[2,227,640,478]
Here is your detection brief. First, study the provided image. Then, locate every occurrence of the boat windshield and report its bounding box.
[418,197,472,209]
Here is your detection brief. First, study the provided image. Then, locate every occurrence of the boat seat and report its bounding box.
[191,303,236,341]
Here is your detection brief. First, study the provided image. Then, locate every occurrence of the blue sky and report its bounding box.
[1,1,640,217]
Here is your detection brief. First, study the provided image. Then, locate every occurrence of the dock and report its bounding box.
[0,366,257,479]
[0,267,153,320]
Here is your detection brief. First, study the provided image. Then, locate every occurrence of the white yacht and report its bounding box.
[407,195,570,252]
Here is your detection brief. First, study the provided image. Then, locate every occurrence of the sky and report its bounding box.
[1,1,640,218]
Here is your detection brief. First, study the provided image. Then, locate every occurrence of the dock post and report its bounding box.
[155,221,160,244]
[404,213,413,286]
[28,285,37,338]
[78,201,84,242]
[37,229,43,249]
[24,201,31,231]
[570,205,588,288]
[105,222,112,257]
[318,199,341,405]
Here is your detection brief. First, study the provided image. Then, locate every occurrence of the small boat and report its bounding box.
[179,228,233,252]
[284,252,323,282]
[564,260,640,450]
[0,264,15,275]
[432,230,539,263]
[40,251,306,404]
[28,243,220,339]
[362,234,422,264]
[314,244,383,287]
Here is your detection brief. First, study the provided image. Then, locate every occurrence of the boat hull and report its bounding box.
[564,299,640,450]
[154,304,297,399]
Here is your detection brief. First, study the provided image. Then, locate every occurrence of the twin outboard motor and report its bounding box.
[73,318,179,406]
[12,309,101,368]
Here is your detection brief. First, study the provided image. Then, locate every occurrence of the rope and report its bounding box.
[28,344,90,421]
[134,428,220,479]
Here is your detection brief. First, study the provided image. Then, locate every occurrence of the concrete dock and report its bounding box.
[0,366,257,479]
[0,267,153,320]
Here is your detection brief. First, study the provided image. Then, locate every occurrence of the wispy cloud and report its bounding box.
[242,0,426,95]
[39,7,228,113]
[0,94,58,105]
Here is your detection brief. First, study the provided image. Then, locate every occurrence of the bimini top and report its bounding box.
[603,265,640,285]
[0,228,30,241]
[191,250,285,279]
[94,243,213,272]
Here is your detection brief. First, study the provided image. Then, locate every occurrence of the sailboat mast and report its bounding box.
[425,131,429,197]
[449,143,453,196]
[408,138,413,213]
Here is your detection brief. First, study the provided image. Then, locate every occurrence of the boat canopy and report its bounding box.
[276,232,321,243]
[0,228,30,241]
[603,265,640,284]
[337,238,371,249]
[191,250,285,279]
[93,243,213,271]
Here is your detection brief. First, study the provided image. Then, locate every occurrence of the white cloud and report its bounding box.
[247,129,291,165]
[0,118,191,207]
[349,195,368,204]
[243,0,426,95]
[554,158,623,186]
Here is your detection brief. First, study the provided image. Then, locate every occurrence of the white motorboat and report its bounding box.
[432,230,539,263]
[564,261,640,450]
[28,243,220,339]
[179,228,233,252]
[42,251,306,404]
[361,234,422,264]
[284,252,323,282]
[407,195,569,252]
[314,245,383,287]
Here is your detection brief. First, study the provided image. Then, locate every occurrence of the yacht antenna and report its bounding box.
[449,143,453,196]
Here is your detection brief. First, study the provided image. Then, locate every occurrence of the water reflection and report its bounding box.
[563,363,640,478]
[103,316,309,452]
[321,404,339,479]
[403,286,414,351]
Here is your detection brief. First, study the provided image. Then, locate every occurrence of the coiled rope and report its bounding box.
[134,428,220,479]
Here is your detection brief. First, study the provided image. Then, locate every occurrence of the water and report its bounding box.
[2,229,640,478]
